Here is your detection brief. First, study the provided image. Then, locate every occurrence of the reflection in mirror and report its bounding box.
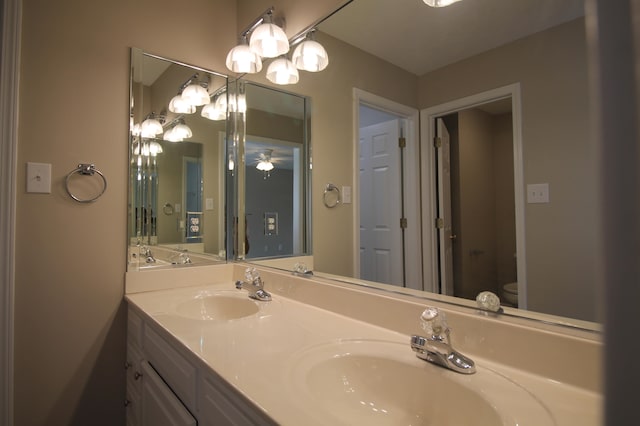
[239,0,599,328]
[238,82,312,263]
[128,48,229,270]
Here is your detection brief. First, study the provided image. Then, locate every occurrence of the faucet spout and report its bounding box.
[235,268,272,301]
[410,307,475,374]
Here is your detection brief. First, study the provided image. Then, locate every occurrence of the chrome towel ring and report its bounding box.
[65,163,107,203]
[323,183,341,208]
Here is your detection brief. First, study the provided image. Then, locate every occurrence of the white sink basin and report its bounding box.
[288,339,554,426]
[175,292,259,321]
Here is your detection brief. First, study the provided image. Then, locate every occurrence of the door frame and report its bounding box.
[1,0,20,424]
[352,88,422,290]
[420,83,527,308]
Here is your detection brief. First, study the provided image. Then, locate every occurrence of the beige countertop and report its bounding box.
[126,277,601,425]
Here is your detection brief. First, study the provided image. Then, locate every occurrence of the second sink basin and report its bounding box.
[288,339,554,426]
[175,291,259,321]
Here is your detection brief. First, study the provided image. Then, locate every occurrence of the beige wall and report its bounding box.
[15,0,236,424]
[457,108,499,299]
[419,18,598,320]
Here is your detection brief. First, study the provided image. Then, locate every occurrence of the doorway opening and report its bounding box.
[421,84,527,308]
[353,89,422,290]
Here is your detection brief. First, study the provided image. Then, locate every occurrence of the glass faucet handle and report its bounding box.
[244,267,260,283]
[420,307,449,337]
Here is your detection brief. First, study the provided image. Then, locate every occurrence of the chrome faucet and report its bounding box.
[410,307,476,374]
[235,267,272,301]
[141,246,156,263]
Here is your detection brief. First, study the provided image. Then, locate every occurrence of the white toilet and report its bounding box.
[502,282,519,306]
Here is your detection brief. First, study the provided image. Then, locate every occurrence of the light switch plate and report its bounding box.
[527,183,550,203]
[205,198,214,210]
[342,186,352,204]
[26,162,52,193]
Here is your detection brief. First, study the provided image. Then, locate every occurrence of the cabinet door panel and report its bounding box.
[141,361,196,426]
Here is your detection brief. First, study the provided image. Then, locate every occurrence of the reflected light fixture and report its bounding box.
[249,10,289,58]
[256,150,274,179]
[201,95,226,121]
[291,30,328,72]
[181,81,210,107]
[266,57,299,85]
[133,140,163,157]
[163,121,192,142]
[226,35,263,74]
[423,0,463,7]
[140,115,164,137]
[168,94,196,114]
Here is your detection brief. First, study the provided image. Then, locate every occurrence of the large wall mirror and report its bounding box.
[240,0,599,328]
[239,82,312,261]
[128,49,229,269]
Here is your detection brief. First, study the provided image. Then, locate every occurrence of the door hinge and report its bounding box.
[435,217,444,229]
[400,218,408,229]
[434,136,442,148]
[398,137,407,149]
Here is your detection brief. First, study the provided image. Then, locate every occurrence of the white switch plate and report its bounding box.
[26,162,52,193]
[527,183,550,203]
[205,198,214,210]
[342,186,352,204]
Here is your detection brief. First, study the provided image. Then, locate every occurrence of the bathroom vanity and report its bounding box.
[125,263,601,425]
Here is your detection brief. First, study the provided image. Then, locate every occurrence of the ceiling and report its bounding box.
[319,0,585,76]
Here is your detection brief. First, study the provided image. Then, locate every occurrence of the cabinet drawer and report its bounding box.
[143,324,197,411]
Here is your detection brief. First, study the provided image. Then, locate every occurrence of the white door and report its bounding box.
[437,118,455,295]
[359,119,404,285]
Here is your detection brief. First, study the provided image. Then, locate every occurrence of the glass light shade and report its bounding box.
[169,95,196,114]
[249,23,289,58]
[266,58,299,85]
[134,140,163,156]
[148,141,163,156]
[423,0,462,7]
[131,123,141,136]
[163,127,183,142]
[256,160,274,172]
[181,83,210,106]
[201,101,226,121]
[140,118,163,137]
[226,44,263,73]
[172,123,192,139]
[292,40,329,72]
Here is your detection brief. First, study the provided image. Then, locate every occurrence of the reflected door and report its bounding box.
[359,119,404,286]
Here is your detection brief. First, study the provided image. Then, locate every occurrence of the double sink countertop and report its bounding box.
[126,263,601,425]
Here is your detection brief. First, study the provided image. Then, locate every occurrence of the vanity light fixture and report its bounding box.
[423,0,463,7]
[249,10,289,58]
[266,57,299,85]
[163,120,192,142]
[181,81,210,107]
[226,35,263,74]
[140,114,164,137]
[168,94,196,114]
[291,30,329,72]
[133,139,164,157]
[201,95,226,121]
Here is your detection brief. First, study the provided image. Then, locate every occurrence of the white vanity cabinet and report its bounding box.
[126,305,274,426]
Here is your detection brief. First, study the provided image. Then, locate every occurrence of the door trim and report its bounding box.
[1,0,21,424]
[352,89,422,289]
[420,83,527,308]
